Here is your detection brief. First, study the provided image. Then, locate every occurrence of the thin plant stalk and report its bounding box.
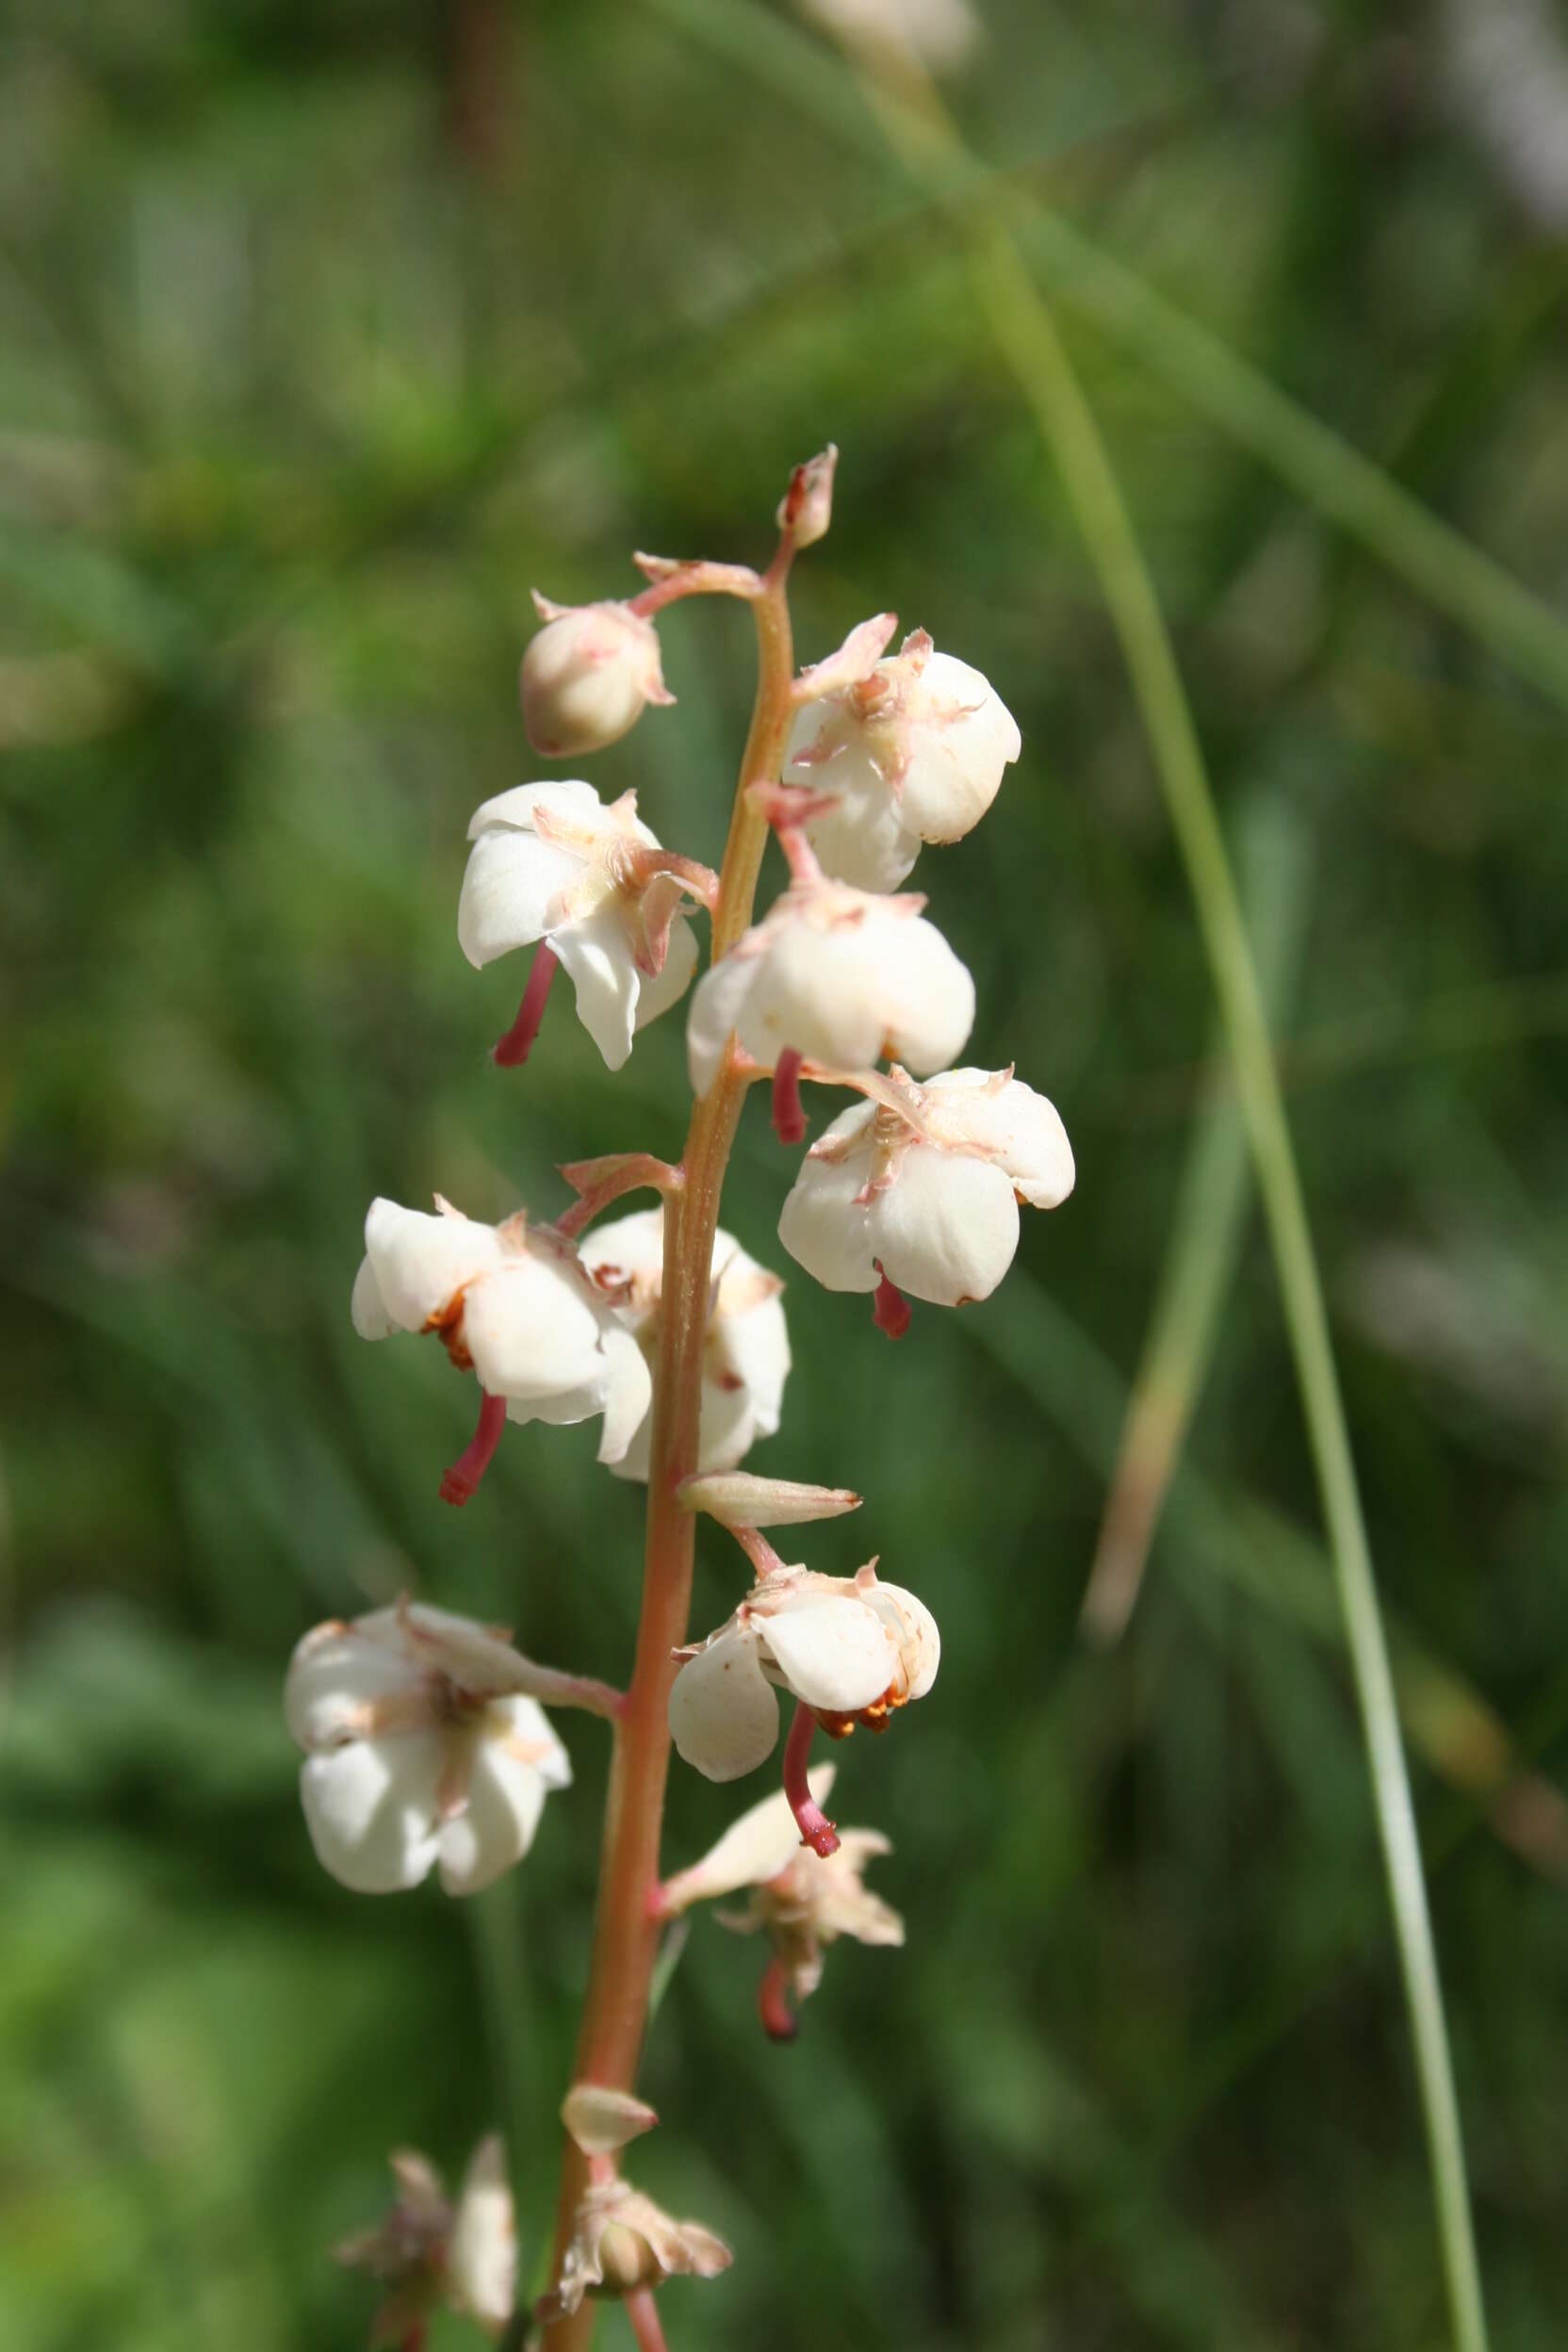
[836,54,1488,2349]
[542,554,796,2346]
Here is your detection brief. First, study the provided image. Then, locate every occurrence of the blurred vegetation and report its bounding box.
[4,1,1568,2346]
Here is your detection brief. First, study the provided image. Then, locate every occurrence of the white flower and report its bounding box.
[286,1602,572,1897]
[539,2180,732,2322]
[351,1196,652,1490]
[777,1065,1074,1315]
[520,596,672,758]
[685,873,973,1100]
[459,781,701,1070]
[785,628,1020,891]
[661,1772,904,2036]
[669,1561,939,1783]
[577,1207,790,1483]
[336,2133,516,2341]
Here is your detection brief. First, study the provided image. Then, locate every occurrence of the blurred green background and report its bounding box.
[4,1,1568,2345]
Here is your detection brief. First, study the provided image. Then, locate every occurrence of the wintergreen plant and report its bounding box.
[286,450,1071,2348]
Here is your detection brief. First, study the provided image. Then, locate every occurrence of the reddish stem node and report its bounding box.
[771,1047,808,1146]
[757,1954,799,2043]
[493,941,559,1068]
[783,1700,840,1858]
[438,1391,507,1506]
[872,1263,911,1341]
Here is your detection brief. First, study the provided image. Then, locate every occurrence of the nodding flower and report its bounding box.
[351,1195,652,1499]
[785,627,1019,891]
[777,1064,1073,1328]
[519,594,673,759]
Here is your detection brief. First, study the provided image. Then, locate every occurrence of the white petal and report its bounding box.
[362,1198,502,1333]
[872,914,975,1073]
[462,1258,608,1400]
[299,1734,443,1893]
[861,1579,942,1700]
[577,1205,665,1288]
[393,1602,537,1699]
[660,1766,837,1913]
[776,1127,879,1296]
[449,2136,517,2330]
[733,920,890,1070]
[436,1700,568,1895]
[350,1253,398,1340]
[785,712,920,893]
[896,653,1021,843]
[685,953,755,1099]
[550,905,644,1070]
[466,778,605,841]
[458,824,585,970]
[284,1616,421,1751]
[709,1288,790,1446]
[668,1625,780,1781]
[759,1598,899,1712]
[594,1327,655,1464]
[868,1146,1019,1305]
[923,1070,1074,1207]
[631,907,699,1035]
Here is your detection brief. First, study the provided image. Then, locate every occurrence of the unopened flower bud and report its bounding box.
[520,596,673,758]
[776,443,838,547]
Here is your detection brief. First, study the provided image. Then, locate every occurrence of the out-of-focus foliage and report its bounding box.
[3,2,1568,2346]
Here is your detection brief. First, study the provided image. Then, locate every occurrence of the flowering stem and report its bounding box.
[782,1701,840,1859]
[438,1391,507,1507]
[541,530,797,2348]
[493,943,559,1068]
[731,1524,788,1580]
[624,2288,669,2352]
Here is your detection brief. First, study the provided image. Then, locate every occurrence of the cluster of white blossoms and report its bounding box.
[293,452,1073,2341]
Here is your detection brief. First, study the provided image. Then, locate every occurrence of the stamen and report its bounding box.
[872,1263,911,1341]
[783,1700,840,1858]
[771,1048,807,1146]
[757,1955,798,2043]
[439,1391,507,1506]
[492,941,559,1068]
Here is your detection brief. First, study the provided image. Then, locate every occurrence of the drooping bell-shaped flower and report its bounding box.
[784,628,1020,891]
[777,1065,1073,1326]
[577,1207,790,1483]
[520,595,673,758]
[685,865,973,1102]
[660,1768,905,2038]
[669,1560,939,1784]
[336,2133,517,2344]
[351,1196,652,1499]
[460,781,706,1071]
[286,1602,573,1896]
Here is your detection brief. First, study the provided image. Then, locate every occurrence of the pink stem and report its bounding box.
[733,1525,788,1580]
[771,1049,807,1146]
[625,2288,669,2352]
[493,941,559,1068]
[438,1391,507,1506]
[783,1700,840,1858]
[757,1954,798,2043]
[872,1263,911,1341]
